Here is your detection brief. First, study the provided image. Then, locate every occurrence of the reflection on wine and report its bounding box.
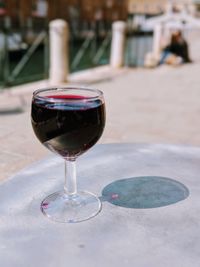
[32,95,105,159]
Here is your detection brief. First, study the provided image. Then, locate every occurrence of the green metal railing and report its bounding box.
[0,28,111,89]
[0,27,153,89]
[0,30,9,87]
[70,32,111,72]
[9,31,47,83]
[0,28,49,88]
[93,32,111,65]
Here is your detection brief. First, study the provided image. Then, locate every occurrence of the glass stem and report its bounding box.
[64,160,77,195]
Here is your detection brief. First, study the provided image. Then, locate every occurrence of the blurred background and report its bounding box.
[1,0,200,180]
[1,0,199,87]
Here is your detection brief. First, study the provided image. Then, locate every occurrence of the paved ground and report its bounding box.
[0,33,200,181]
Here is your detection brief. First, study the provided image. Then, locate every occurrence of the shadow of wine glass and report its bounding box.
[101,176,189,209]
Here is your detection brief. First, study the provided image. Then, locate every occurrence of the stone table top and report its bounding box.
[0,143,200,267]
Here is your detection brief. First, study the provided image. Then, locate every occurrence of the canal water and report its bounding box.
[0,34,153,87]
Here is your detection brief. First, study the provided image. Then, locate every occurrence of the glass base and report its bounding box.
[41,191,102,223]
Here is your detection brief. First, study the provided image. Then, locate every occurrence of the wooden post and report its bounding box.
[152,23,162,61]
[110,21,126,68]
[49,19,69,84]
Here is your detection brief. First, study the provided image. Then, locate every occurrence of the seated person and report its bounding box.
[159,30,192,65]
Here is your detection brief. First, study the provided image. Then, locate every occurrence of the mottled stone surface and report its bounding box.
[0,143,200,267]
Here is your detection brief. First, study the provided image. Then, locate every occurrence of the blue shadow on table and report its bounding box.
[101,176,189,209]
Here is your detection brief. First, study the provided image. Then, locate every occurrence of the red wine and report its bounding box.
[31,95,105,159]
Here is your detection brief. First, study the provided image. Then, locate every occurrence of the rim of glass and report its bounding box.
[33,87,104,102]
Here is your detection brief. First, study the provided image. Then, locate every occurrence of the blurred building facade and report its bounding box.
[128,0,196,15]
[1,0,199,31]
[0,0,127,31]
[128,0,167,15]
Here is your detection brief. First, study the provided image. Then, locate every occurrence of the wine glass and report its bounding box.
[31,87,106,223]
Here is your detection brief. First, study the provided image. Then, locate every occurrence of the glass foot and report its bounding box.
[41,191,102,223]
